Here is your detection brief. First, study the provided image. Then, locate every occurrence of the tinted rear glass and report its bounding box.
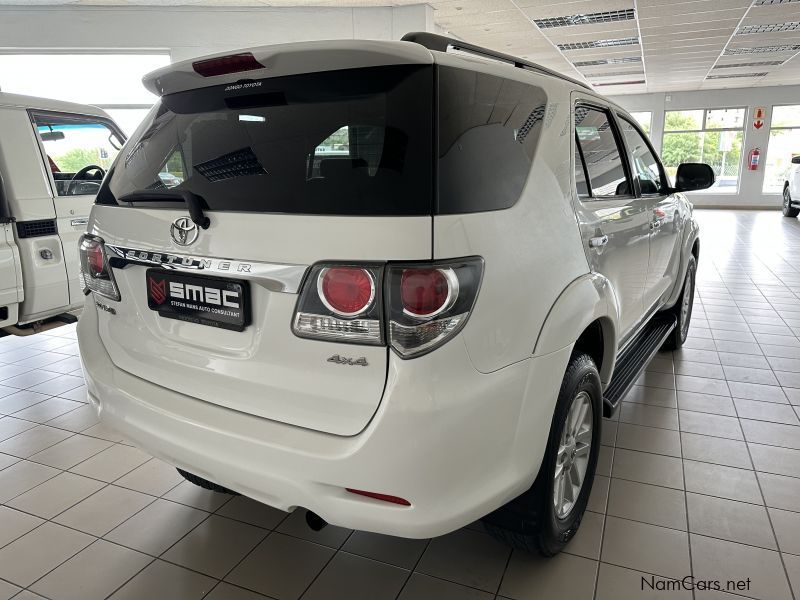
[97,65,434,216]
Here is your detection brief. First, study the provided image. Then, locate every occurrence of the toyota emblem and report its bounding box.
[170,217,199,246]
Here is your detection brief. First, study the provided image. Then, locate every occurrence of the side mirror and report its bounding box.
[675,163,715,192]
[791,156,800,165]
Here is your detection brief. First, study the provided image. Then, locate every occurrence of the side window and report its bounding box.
[574,106,632,198]
[574,136,590,198]
[619,117,664,195]
[32,112,123,197]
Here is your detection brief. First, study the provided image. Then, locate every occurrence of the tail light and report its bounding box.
[292,257,483,358]
[192,53,264,77]
[79,234,120,301]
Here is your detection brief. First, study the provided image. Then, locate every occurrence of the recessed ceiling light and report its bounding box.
[534,9,635,29]
[725,44,800,54]
[706,72,768,79]
[752,0,799,5]
[584,70,645,78]
[737,21,800,34]
[593,80,646,86]
[558,38,639,51]
[573,57,642,66]
[713,60,784,68]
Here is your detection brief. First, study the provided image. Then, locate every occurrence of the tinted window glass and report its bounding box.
[574,135,589,198]
[575,106,631,197]
[437,66,547,213]
[33,112,124,197]
[620,118,663,194]
[98,65,434,216]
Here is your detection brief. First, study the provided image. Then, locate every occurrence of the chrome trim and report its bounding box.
[105,245,307,294]
[70,218,89,227]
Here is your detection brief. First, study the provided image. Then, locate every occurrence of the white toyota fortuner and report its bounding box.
[77,33,714,554]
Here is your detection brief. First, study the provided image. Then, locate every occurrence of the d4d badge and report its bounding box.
[327,354,369,367]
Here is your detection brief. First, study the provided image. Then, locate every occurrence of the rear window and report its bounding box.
[97,65,434,216]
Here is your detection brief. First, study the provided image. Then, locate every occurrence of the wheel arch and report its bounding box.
[533,273,619,386]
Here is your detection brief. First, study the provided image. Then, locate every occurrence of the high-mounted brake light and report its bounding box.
[79,234,120,301]
[192,53,264,77]
[292,258,483,358]
[346,488,411,506]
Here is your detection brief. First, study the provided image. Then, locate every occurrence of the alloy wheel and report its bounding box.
[553,390,593,519]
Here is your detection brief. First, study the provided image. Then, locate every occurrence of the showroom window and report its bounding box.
[0,53,169,135]
[763,105,800,194]
[629,111,652,135]
[662,107,745,193]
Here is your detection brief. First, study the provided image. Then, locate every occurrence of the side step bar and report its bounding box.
[603,313,677,418]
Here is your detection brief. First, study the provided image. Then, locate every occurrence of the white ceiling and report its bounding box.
[5,0,800,93]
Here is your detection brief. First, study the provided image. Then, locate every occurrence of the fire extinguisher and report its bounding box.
[748,147,761,171]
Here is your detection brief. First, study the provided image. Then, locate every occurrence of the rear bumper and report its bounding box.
[78,300,570,538]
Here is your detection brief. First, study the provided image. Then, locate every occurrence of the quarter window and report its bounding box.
[619,118,664,194]
[574,106,632,198]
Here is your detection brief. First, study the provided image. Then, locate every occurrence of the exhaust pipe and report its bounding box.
[305,510,327,532]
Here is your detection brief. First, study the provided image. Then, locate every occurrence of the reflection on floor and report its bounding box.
[0,209,799,600]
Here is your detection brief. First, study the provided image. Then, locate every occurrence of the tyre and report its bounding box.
[177,469,239,495]
[783,186,799,218]
[482,353,602,555]
[661,254,696,351]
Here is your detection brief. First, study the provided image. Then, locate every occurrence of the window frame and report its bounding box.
[616,113,669,197]
[28,109,127,199]
[573,101,636,201]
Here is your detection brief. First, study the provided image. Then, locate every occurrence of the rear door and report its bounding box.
[30,111,126,309]
[573,102,650,341]
[617,116,681,312]
[90,63,434,436]
[0,172,21,328]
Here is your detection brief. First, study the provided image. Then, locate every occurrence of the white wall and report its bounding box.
[611,85,800,209]
[0,5,434,63]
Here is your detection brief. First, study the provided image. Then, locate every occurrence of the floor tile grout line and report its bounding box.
[392,537,432,599]
[675,362,696,600]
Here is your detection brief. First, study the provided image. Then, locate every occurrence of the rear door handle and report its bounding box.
[70,218,89,227]
[589,235,608,248]
[650,220,662,230]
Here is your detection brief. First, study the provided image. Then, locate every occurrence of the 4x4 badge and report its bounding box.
[170,217,199,246]
[327,355,368,367]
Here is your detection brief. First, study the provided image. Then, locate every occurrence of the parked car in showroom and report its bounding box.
[0,93,125,334]
[783,155,800,217]
[77,33,713,555]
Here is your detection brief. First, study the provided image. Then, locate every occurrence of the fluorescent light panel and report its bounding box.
[573,56,642,66]
[593,80,646,86]
[737,21,800,34]
[534,9,635,29]
[713,60,784,68]
[724,44,800,54]
[558,37,639,51]
[706,72,768,79]
[752,0,799,5]
[585,70,645,78]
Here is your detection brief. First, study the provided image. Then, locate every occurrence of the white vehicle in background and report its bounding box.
[783,155,800,218]
[0,93,125,334]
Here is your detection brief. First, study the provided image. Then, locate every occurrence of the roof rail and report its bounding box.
[401,31,591,91]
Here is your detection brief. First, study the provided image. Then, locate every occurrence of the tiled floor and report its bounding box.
[1,209,800,600]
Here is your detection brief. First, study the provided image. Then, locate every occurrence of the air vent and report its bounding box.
[593,80,646,86]
[585,70,645,78]
[573,56,642,66]
[16,219,57,239]
[753,0,799,5]
[534,9,635,29]
[558,38,639,51]
[725,45,800,55]
[738,21,800,34]
[713,60,784,68]
[706,72,768,79]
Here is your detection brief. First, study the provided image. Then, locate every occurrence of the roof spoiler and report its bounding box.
[0,170,13,225]
[402,31,591,91]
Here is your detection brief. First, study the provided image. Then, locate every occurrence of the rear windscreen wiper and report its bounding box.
[118,190,210,230]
